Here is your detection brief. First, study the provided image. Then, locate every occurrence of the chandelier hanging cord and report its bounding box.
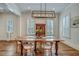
[45,3,46,17]
[40,3,42,15]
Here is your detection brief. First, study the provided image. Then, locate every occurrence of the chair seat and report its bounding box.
[23,44,35,56]
[43,46,51,49]
[23,44,32,49]
[17,41,21,44]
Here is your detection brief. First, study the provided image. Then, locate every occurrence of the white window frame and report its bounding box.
[46,19,54,37]
[7,15,13,33]
[62,15,71,38]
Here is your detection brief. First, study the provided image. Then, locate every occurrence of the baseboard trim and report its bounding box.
[0,40,16,42]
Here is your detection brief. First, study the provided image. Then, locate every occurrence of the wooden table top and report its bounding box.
[15,37,64,42]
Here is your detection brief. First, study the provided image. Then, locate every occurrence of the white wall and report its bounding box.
[0,12,20,40]
[59,3,79,50]
[53,13,59,38]
[20,11,59,38]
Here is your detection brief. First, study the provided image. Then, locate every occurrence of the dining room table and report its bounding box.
[16,37,63,56]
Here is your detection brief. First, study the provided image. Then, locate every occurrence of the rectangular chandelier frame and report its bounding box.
[32,10,56,18]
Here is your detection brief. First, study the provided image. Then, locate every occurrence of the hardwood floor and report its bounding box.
[0,41,16,56]
[0,40,79,56]
[57,42,79,56]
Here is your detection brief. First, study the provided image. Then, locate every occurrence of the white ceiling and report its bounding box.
[0,3,71,14]
[0,3,9,12]
[15,3,71,13]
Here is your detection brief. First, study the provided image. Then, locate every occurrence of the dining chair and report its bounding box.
[16,40,22,55]
[43,41,53,56]
[22,40,35,56]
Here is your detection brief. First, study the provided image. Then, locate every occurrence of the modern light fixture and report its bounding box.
[32,3,56,18]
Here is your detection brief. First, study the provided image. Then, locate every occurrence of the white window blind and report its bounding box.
[62,16,71,38]
[7,15,13,33]
[46,19,54,36]
[26,19,35,36]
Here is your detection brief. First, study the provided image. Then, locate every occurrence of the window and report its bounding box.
[62,15,71,38]
[46,19,54,36]
[7,15,13,33]
[26,18,35,36]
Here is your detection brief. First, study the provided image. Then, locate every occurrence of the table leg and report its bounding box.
[34,42,36,53]
[34,41,36,55]
[51,42,53,56]
[55,41,59,56]
[21,41,23,56]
